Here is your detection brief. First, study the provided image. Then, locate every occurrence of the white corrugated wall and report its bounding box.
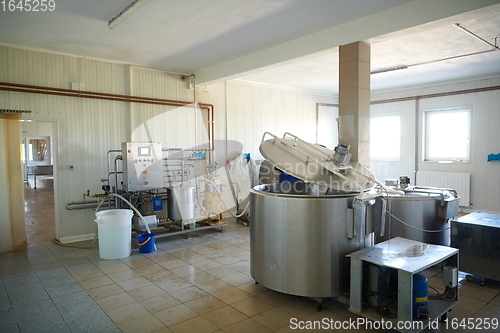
[0,45,336,242]
[221,81,335,160]
[370,76,500,213]
[6,42,498,241]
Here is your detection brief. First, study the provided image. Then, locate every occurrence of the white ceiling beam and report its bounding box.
[195,0,500,86]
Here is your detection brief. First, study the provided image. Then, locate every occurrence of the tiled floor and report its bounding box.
[1,188,500,332]
[24,185,56,247]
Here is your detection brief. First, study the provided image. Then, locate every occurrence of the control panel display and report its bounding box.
[138,146,151,157]
[122,142,162,191]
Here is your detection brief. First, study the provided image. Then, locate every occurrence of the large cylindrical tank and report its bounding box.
[167,187,195,221]
[250,183,372,298]
[375,187,459,246]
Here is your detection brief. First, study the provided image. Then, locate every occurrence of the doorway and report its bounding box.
[316,104,339,149]
[22,120,57,247]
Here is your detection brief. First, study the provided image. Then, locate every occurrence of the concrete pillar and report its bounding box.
[0,115,27,252]
[338,41,371,167]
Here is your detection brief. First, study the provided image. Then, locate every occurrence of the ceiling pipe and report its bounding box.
[454,23,500,52]
[180,74,195,81]
[371,23,500,76]
[108,0,151,30]
[371,66,408,75]
[370,49,495,76]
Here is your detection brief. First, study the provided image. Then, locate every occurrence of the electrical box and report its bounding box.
[122,142,163,191]
[443,266,458,288]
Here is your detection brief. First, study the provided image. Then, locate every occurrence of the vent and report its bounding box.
[0,109,32,114]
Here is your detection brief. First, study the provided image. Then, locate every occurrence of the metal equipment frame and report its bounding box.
[348,237,459,333]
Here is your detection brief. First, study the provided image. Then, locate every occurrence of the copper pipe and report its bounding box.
[208,104,215,151]
[0,81,215,147]
[0,85,192,107]
[0,81,208,106]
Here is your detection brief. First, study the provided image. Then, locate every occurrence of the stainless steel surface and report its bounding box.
[352,199,376,244]
[259,133,375,191]
[122,142,163,191]
[250,184,372,298]
[26,164,53,189]
[452,212,500,281]
[348,237,459,333]
[409,186,460,220]
[267,182,329,196]
[347,237,459,274]
[167,186,195,222]
[375,187,460,246]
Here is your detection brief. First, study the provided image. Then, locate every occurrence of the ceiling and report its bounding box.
[1,0,500,94]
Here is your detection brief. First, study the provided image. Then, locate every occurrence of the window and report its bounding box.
[423,108,470,162]
[24,136,51,165]
[370,114,401,161]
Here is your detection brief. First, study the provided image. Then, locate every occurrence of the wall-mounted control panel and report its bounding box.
[122,142,163,191]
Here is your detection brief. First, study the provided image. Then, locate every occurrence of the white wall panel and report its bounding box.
[224,81,335,161]
[1,45,337,241]
[372,76,500,213]
[7,41,499,241]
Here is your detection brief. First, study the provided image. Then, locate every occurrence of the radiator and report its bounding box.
[415,171,470,207]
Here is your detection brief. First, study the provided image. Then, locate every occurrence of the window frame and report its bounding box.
[422,107,471,163]
[24,136,52,166]
[369,112,402,162]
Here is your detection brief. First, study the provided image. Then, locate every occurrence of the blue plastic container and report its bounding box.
[279,172,301,183]
[136,233,156,253]
[152,197,163,211]
[413,273,429,317]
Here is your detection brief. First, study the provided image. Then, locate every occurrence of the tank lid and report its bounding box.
[259,132,375,191]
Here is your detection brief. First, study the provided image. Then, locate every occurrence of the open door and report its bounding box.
[22,121,57,247]
[316,104,339,149]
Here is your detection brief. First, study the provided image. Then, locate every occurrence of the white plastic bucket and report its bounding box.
[95,209,133,260]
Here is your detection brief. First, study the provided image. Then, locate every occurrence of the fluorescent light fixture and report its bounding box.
[108,0,150,30]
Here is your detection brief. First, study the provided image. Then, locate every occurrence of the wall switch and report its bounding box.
[443,266,458,288]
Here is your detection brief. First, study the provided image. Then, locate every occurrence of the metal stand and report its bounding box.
[348,237,459,333]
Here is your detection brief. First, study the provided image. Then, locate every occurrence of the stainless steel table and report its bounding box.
[452,212,500,281]
[27,164,53,189]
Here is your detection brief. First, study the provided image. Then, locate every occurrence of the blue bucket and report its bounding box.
[136,233,156,253]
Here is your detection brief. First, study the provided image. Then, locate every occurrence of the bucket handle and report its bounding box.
[137,237,151,246]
